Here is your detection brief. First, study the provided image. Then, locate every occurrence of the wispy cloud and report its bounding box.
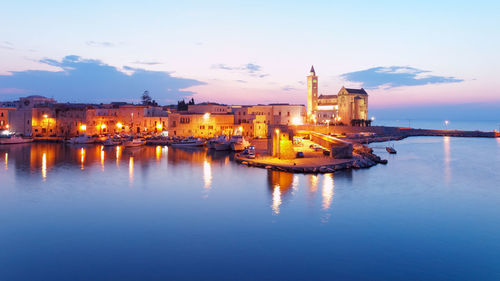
[86,41,115,47]
[282,86,295,91]
[0,55,204,103]
[0,41,14,50]
[341,66,463,89]
[132,61,162,65]
[212,63,269,78]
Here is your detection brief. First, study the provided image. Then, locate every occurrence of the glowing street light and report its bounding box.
[116,122,123,129]
[43,114,48,118]
[203,113,210,120]
[445,120,449,130]
[80,124,87,131]
[100,124,107,129]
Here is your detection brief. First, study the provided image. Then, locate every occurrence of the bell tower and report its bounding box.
[306,65,318,122]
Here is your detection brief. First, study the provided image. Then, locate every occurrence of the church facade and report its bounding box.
[306,66,369,126]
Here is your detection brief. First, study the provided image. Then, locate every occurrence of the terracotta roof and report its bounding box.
[310,65,315,73]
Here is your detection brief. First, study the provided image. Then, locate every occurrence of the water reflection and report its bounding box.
[4,152,7,170]
[156,145,161,162]
[443,136,451,184]
[267,170,294,214]
[322,174,334,210]
[42,153,47,181]
[100,147,105,171]
[309,174,319,193]
[80,148,85,170]
[129,156,134,184]
[203,160,212,190]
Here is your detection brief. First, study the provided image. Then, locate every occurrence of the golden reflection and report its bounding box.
[4,153,7,170]
[443,136,451,184]
[129,156,134,184]
[292,175,299,195]
[321,173,335,210]
[100,147,105,171]
[272,184,282,214]
[80,147,85,170]
[267,170,293,215]
[42,152,47,180]
[203,159,212,190]
[156,145,161,161]
[309,174,319,193]
[116,146,121,167]
[497,137,500,148]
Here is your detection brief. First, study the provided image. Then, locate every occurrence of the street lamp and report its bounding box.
[445,120,449,130]
[275,129,280,159]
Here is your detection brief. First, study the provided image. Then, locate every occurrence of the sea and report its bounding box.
[1,125,499,280]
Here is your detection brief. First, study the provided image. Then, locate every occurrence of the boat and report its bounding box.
[230,135,250,151]
[214,141,231,151]
[0,132,34,144]
[103,137,121,146]
[145,136,170,146]
[386,145,397,154]
[208,135,228,149]
[123,137,146,147]
[68,134,95,144]
[171,137,206,147]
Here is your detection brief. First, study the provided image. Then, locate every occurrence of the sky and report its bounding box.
[1,0,499,120]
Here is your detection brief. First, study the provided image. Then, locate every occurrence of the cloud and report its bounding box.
[212,63,268,78]
[0,41,14,50]
[340,66,463,89]
[86,41,115,47]
[0,55,204,103]
[282,86,295,91]
[132,61,162,65]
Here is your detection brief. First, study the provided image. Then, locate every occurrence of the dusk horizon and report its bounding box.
[1,1,500,281]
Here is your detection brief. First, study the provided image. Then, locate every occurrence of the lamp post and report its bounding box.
[275,129,280,159]
[445,120,449,130]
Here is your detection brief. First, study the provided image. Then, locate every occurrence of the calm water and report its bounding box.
[374,119,500,132]
[1,137,500,281]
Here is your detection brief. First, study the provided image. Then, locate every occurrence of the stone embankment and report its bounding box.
[351,143,388,169]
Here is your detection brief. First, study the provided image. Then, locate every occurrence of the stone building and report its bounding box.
[337,87,369,126]
[306,67,369,126]
[167,112,234,138]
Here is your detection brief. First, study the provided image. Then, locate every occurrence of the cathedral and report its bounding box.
[306,66,369,126]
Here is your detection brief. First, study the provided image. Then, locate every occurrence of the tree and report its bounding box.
[141,90,158,106]
[177,100,188,111]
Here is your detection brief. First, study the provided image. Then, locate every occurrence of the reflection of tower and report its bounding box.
[306,65,318,122]
[267,170,294,215]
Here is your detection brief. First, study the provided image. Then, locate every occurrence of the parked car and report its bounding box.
[296,151,304,158]
[323,149,330,156]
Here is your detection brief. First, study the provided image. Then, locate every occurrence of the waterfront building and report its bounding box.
[187,103,231,114]
[337,87,369,126]
[306,67,369,126]
[167,112,234,137]
[0,107,15,130]
[9,95,56,136]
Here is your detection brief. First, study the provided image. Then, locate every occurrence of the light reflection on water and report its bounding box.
[443,136,451,184]
[1,138,500,280]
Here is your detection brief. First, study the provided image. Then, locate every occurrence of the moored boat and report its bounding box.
[68,134,95,144]
[0,132,34,145]
[123,137,146,147]
[230,135,249,151]
[171,137,206,147]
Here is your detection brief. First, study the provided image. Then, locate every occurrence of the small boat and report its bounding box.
[123,138,146,147]
[214,141,231,151]
[230,135,250,151]
[386,146,397,154]
[103,137,121,146]
[0,132,34,144]
[68,134,95,144]
[171,137,206,148]
[208,135,228,149]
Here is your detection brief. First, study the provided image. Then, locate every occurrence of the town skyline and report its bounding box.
[1,1,499,120]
